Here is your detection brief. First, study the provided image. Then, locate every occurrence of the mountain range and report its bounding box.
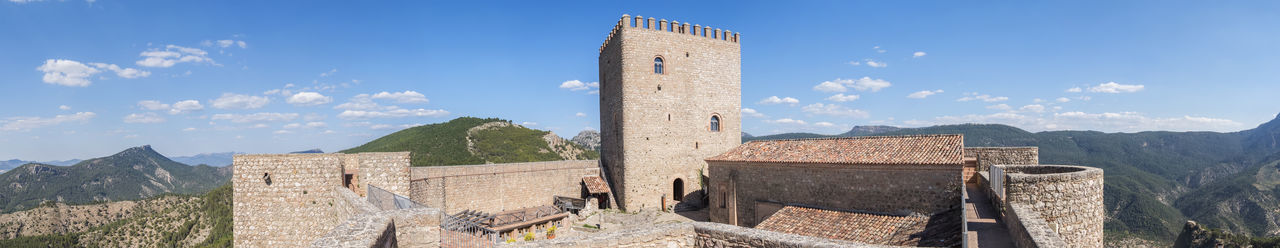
[744,113,1280,245]
[0,145,231,213]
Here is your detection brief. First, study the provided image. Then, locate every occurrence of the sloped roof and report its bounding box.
[756,205,928,245]
[706,134,964,165]
[582,176,610,194]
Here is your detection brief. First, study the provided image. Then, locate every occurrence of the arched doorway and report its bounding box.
[673,178,685,201]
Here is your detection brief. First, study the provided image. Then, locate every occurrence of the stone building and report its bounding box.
[598,14,742,210]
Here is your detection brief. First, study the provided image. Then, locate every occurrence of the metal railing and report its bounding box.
[441,211,501,247]
[366,184,428,210]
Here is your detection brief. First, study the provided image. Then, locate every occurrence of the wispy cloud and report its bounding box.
[913,51,927,58]
[826,93,860,102]
[812,77,891,93]
[907,89,943,99]
[1,112,96,131]
[371,91,429,104]
[123,113,165,123]
[957,92,1008,102]
[136,45,216,68]
[211,93,270,109]
[741,108,766,118]
[802,103,870,118]
[1087,82,1145,93]
[286,92,333,106]
[759,96,800,105]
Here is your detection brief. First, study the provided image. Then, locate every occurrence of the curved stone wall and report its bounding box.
[998,164,1103,248]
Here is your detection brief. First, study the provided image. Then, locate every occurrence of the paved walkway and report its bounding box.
[965,185,1014,248]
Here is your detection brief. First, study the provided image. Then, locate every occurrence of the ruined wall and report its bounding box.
[707,162,961,227]
[599,14,742,211]
[964,147,1038,172]
[999,164,1104,248]
[233,152,411,247]
[408,160,599,214]
[233,154,347,248]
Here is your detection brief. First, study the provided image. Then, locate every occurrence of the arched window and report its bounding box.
[710,115,721,132]
[654,57,664,74]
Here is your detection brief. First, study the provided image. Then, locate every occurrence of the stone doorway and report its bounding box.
[673,178,685,201]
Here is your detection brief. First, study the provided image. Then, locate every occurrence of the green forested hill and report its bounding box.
[746,114,1280,244]
[0,145,231,213]
[341,117,599,166]
[0,182,232,247]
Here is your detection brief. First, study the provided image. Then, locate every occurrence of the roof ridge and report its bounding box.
[745,133,962,143]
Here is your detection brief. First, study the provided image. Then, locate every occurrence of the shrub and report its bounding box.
[523,232,535,241]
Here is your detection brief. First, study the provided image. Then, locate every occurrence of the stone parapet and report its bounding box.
[408,160,599,214]
[1003,203,1070,248]
[965,147,1038,172]
[507,222,889,248]
[994,164,1104,248]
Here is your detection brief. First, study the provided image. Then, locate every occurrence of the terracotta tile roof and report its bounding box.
[756,205,962,246]
[582,176,610,194]
[707,134,964,165]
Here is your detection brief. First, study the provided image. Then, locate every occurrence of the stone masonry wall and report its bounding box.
[1000,165,1104,248]
[408,160,599,214]
[233,154,347,248]
[599,14,742,211]
[355,152,411,197]
[707,162,961,227]
[965,147,1038,172]
[233,152,411,247]
[509,222,880,248]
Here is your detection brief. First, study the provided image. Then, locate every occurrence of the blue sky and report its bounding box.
[2,1,1279,161]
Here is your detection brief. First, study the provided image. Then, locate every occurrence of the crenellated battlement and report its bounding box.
[600,14,740,53]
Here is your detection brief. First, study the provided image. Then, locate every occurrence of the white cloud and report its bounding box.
[956,93,1009,102]
[135,45,215,68]
[210,39,247,49]
[1020,104,1046,113]
[169,100,203,114]
[576,112,587,117]
[319,68,337,77]
[872,46,886,53]
[211,112,300,123]
[287,92,333,106]
[0,112,96,131]
[741,108,765,118]
[1066,87,1083,93]
[88,63,150,79]
[37,59,101,87]
[372,91,429,104]
[802,103,870,118]
[1087,82,1145,93]
[559,80,599,92]
[211,93,270,109]
[336,108,449,120]
[814,122,836,127]
[137,100,170,110]
[813,77,891,93]
[273,130,294,134]
[826,93,860,102]
[1056,97,1071,103]
[306,122,327,128]
[283,123,302,129]
[847,61,861,66]
[124,113,165,123]
[58,105,71,110]
[908,111,1244,132]
[986,104,1012,110]
[759,96,800,105]
[864,59,887,68]
[767,118,807,125]
[813,81,847,92]
[849,77,891,92]
[183,127,197,132]
[521,122,538,126]
[913,51,927,58]
[907,89,944,99]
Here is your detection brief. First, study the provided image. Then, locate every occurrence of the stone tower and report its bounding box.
[598,14,742,210]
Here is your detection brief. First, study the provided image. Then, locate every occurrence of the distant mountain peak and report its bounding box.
[290,149,324,154]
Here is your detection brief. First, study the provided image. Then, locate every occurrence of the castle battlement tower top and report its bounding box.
[598,14,742,211]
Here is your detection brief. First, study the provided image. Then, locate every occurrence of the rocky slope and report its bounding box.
[0,183,232,247]
[571,130,601,151]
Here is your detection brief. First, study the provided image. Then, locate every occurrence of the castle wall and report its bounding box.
[600,14,742,211]
[233,154,348,248]
[964,147,1038,172]
[407,160,599,214]
[232,152,411,247]
[707,162,962,227]
[509,222,879,248]
[998,165,1104,248]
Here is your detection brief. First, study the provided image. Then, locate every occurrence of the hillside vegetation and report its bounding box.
[0,145,231,213]
[342,117,599,166]
[746,114,1280,245]
[0,182,232,247]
